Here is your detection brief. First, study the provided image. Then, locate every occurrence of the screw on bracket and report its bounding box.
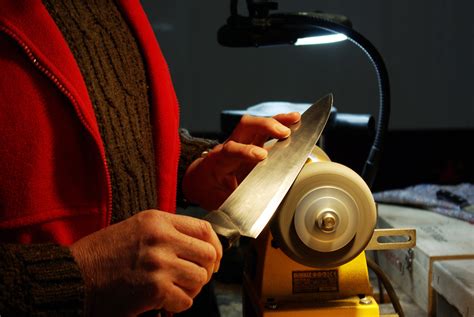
[359,296,372,305]
[405,248,414,274]
[265,298,278,309]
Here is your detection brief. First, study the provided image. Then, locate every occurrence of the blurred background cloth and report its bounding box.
[374,183,474,224]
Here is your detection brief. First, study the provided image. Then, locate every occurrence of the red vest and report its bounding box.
[0,0,180,245]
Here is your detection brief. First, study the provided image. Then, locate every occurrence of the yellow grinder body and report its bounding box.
[243,146,379,316]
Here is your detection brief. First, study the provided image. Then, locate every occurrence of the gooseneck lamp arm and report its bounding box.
[288,14,391,189]
[219,8,390,189]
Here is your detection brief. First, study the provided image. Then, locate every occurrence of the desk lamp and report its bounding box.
[218,0,390,188]
[217,4,406,316]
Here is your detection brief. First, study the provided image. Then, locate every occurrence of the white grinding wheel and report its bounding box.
[271,161,377,268]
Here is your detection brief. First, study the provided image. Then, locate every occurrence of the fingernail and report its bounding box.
[277,125,291,135]
[251,147,267,159]
[214,262,220,273]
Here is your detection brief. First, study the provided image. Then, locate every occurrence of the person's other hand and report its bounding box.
[182,112,301,210]
[69,210,222,316]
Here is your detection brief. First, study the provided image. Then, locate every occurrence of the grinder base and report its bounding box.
[243,229,379,317]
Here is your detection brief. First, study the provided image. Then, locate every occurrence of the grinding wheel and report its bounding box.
[271,156,376,268]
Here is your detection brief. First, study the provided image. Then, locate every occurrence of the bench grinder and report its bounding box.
[242,145,415,317]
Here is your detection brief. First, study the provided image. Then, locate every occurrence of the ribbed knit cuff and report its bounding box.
[0,243,85,316]
[178,128,219,208]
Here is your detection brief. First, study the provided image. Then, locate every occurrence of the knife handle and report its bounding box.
[204,210,241,250]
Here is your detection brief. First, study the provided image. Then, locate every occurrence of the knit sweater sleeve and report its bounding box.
[0,243,85,316]
[177,129,219,208]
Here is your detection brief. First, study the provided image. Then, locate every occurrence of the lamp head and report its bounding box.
[218,1,352,47]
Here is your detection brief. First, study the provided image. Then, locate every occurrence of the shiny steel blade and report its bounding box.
[218,94,333,238]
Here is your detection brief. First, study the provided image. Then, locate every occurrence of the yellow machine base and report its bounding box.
[246,295,379,317]
[243,230,380,316]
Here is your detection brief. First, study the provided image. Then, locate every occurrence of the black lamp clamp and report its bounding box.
[220,0,391,189]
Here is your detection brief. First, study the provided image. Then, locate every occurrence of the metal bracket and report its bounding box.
[366,228,416,251]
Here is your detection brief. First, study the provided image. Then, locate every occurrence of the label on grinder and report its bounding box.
[292,270,338,293]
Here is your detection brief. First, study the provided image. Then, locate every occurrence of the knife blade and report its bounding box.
[204,94,333,248]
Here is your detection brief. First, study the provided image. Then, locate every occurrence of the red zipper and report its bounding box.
[173,96,181,210]
[155,97,180,211]
[0,25,113,226]
[161,60,181,211]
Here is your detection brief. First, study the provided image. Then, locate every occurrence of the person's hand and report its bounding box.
[182,112,301,210]
[69,210,222,316]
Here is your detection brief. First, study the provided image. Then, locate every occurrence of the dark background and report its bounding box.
[141,0,474,189]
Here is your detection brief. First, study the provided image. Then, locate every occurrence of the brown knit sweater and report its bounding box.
[43,0,158,223]
[0,1,217,315]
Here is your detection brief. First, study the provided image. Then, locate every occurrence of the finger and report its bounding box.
[171,258,208,297]
[251,133,272,148]
[170,215,223,272]
[173,232,216,280]
[235,162,257,183]
[207,141,267,176]
[220,140,267,160]
[251,112,301,146]
[223,174,238,190]
[231,115,291,144]
[273,112,301,126]
[170,214,215,241]
[161,283,194,313]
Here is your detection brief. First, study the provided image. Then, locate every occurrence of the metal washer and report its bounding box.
[294,186,359,252]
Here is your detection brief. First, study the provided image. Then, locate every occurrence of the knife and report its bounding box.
[204,94,333,249]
